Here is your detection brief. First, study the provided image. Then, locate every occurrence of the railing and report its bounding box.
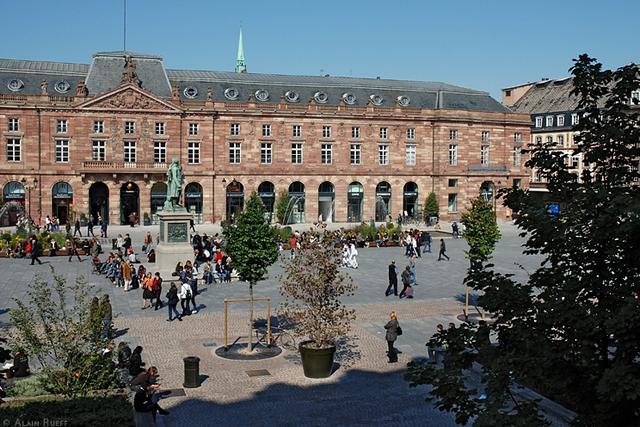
[81,161,169,171]
[0,94,27,102]
[48,95,75,103]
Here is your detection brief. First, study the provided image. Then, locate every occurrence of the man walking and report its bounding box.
[68,239,82,262]
[438,238,450,261]
[73,219,82,237]
[87,217,95,237]
[400,265,412,298]
[422,231,432,253]
[386,260,398,296]
[30,235,43,265]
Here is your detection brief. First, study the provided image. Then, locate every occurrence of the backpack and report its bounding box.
[25,242,32,254]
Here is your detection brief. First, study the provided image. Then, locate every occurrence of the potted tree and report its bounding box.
[424,192,439,226]
[279,230,357,378]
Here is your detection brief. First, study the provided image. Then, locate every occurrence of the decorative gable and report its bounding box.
[78,84,181,112]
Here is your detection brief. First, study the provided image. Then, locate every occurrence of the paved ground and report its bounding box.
[0,222,542,426]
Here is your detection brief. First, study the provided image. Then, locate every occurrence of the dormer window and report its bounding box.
[255,89,269,102]
[183,86,198,99]
[285,91,299,103]
[7,79,24,92]
[54,80,71,94]
[313,92,328,104]
[224,87,239,100]
[370,94,383,106]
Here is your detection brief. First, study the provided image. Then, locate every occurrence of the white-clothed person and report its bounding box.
[349,243,359,269]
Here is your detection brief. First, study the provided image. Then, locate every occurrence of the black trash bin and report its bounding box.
[111,238,118,250]
[183,356,200,388]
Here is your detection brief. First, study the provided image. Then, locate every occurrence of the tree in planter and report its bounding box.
[460,197,501,317]
[9,268,121,397]
[279,229,357,376]
[222,192,278,352]
[424,192,439,222]
[275,190,292,225]
[406,55,640,426]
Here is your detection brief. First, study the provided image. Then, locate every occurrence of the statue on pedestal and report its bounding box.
[164,159,184,210]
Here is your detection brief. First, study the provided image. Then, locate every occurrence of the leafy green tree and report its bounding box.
[9,268,121,397]
[406,55,640,426]
[424,192,439,218]
[223,192,278,351]
[275,190,291,225]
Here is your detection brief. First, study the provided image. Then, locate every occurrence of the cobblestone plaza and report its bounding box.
[0,222,539,426]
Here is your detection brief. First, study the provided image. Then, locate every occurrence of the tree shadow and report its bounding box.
[153,368,458,426]
[455,292,480,306]
[114,327,129,339]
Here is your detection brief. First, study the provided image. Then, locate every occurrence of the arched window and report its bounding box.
[185,182,204,223]
[347,182,364,222]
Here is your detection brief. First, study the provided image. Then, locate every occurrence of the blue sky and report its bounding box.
[2,0,638,98]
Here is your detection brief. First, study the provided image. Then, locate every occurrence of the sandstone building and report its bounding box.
[1,50,530,226]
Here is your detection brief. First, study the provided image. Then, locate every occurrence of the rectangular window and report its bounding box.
[292,125,301,138]
[55,139,69,163]
[380,127,388,139]
[571,154,580,167]
[481,130,490,142]
[558,135,565,146]
[56,119,68,133]
[481,144,490,165]
[546,116,553,127]
[92,140,105,161]
[155,122,165,135]
[449,129,458,140]
[514,132,522,143]
[123,141,136,163]
[321,144,332,164]
[535,117,543,128]
[448,178,458,187]
[229,142,241,164]
[153,141,166,164]
[448,194,458,213]
[557,115,565,126]
[631,90,640,104]
[8,118,19,132]
[513,146,522,167]
[322,125,332,138]
[93,120,104,133]
[6,138,20,162]
[291,143,303,164]
[262,124,271,137]
[352,127,360,138]
[350,144,361,165]
[448,144,458,165]
[189,123,200,136]
[230,123,239,136]
[571,113,579,125]
[406,128,415,140]
[536,136,543,143]
[513,178,522,189]
[378,144,389,165]
[124,121,135,134]
[405,144,416,165]
[261,143,272,164]
[546,136,553,143]
[188,142,200,164]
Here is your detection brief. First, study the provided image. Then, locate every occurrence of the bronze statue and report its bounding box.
[164,159,184,210]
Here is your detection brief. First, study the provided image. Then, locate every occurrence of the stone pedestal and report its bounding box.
[155,209,194,280]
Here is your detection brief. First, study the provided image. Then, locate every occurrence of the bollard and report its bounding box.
[183,356,200,388]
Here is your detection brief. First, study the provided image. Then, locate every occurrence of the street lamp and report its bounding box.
[21,177,38,219]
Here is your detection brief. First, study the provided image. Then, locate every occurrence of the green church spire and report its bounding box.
[235,28,246,73]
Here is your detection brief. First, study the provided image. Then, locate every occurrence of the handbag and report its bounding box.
[397,326,403,336]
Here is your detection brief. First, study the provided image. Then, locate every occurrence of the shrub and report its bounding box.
[1,393,134,426]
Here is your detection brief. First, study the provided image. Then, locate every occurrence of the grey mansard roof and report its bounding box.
[0,51,509,113]
[510,78,581,114]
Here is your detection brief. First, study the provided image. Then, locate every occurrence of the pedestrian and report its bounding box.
[452,221,459,239]
[384,311,401,363]
[68,239,82,262]
[179,280,193,316]
[129,211,136,228]
[422,231,432,253]
[409,255,417,285]
[165,282,182,321]
[133,383,170,419]
[190,265,199,313]
[73,219,82,237]
[426,324,445,364]
[87,218,95,237]
[438,239,450,261]
[153,272,163,310]
[386,260,398,296]
[100,219,108,238]
[129,346,146,376]
[141,273,154,309]
[289,234,297,259]
[29,235,43,265]
[190,217,196,233]
[400,265,412,298]
[65,221,72,236]
[123,259,133,291]
[99,294,112,340]
[348,242,359,269]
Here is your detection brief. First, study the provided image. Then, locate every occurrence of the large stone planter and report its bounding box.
[299,340,336,379]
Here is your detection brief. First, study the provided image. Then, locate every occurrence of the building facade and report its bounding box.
[1,51,530,226]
